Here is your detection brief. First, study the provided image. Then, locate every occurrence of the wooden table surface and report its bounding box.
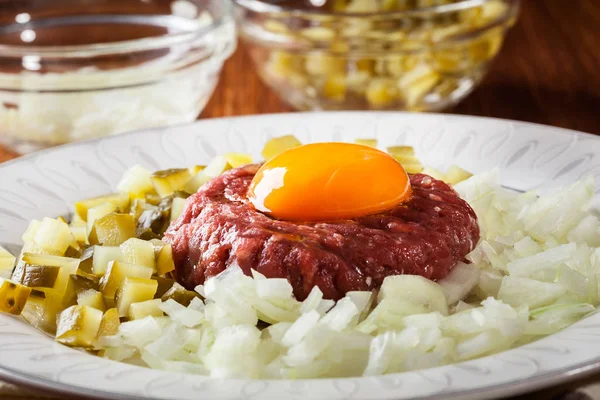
[1,1,600,399]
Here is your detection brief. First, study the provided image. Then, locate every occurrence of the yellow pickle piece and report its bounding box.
[115,277,158,317]
[262,135,302,161]
[354,139,378,148]
[88,213,136,246]
[19,253,80,297]
[224,153,253,169]
[77,289,106,312]
[99,261,153,299]
[129,299,164,320]
[0,246,15,273]
[156,244,176,277]
[150,168,192,198]
[161,282,199,307]
[445,165,473,185]
[0,279,32,315]
[98,308,120,337]
[75,193,130,221]
[120,238,156,271]
[56,305,103,348]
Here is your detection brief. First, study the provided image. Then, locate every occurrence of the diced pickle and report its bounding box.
[402,163,424,174]
[156,244,175,277]
[78,246,94,274]
[387,145,415,158]
[88,213,136,246]
[264,20,291,35]
[19,265,60,288]
[432,46,470,74]
[398,64,441,107]
[70,225,88,245]
[22,220,41,243]
[0,279,31,315]
[444,165,473,185]
[394,154,422,165]
[469,28,504,63]
[42,291,72,332]
[120,238,156,271]
[266,51,298,79]
[77,289,106,311]
[56,305,102,348]
[104,296,116,309]
[87,202,118,234]
[129,199,147,222]
[173,190,190,199]
[0,246,15,272]
[92,246,125,276]
[154,276,176,298]
[387,146,424,174]
[75,267,101,283]
[149,239,166,256]
[366,78,398,107]
[75,193,130,222]
[479,0,509,24]
[64,246,83,259]
[305,53,345,76]
[188,165,205,176]
[128,298,164,320]
[99,261,153,299]
[421,167,446,180]
[301,26,335,41]
[346,71,370,95]
[98,308,120,337]
[224,153,253,168]
[33,218,79,255]
[322,76,347,101]
[70,274,99,294]
[161,282,199,306]
[115,277,158,317]
[116,165,154,198]
[183,156,231,194]
[20,253,80,297]
[137,208,168,240]
[262,135,302,161]
[354,139,378,148]
[151,168,192,198]
[70,214,89,245]
[20,292,47,330]
[145,193,163,206]
[170,197,187,223]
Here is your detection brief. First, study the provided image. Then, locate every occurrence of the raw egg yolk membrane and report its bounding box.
[247,142,411,221]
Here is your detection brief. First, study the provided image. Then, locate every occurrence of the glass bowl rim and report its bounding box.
[0,0,234,58]
[233,0,518,18]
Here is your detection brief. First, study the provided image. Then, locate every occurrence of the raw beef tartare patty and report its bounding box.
[164,164,480,300]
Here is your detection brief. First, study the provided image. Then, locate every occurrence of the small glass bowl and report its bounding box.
[0,0,236,153]
[235,0,519,112]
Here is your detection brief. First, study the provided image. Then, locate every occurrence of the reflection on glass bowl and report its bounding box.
[234,0,519,112]
[0,0,236,153]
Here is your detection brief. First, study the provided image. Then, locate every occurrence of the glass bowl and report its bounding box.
[0,0,236,154]
[234,0,519,112]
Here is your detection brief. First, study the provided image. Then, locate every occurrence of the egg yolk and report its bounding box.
[247,142,411,221]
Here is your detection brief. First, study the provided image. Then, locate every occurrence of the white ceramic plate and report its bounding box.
[1,112,600,400]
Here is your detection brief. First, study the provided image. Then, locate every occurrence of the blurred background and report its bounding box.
[0,0,597,162]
